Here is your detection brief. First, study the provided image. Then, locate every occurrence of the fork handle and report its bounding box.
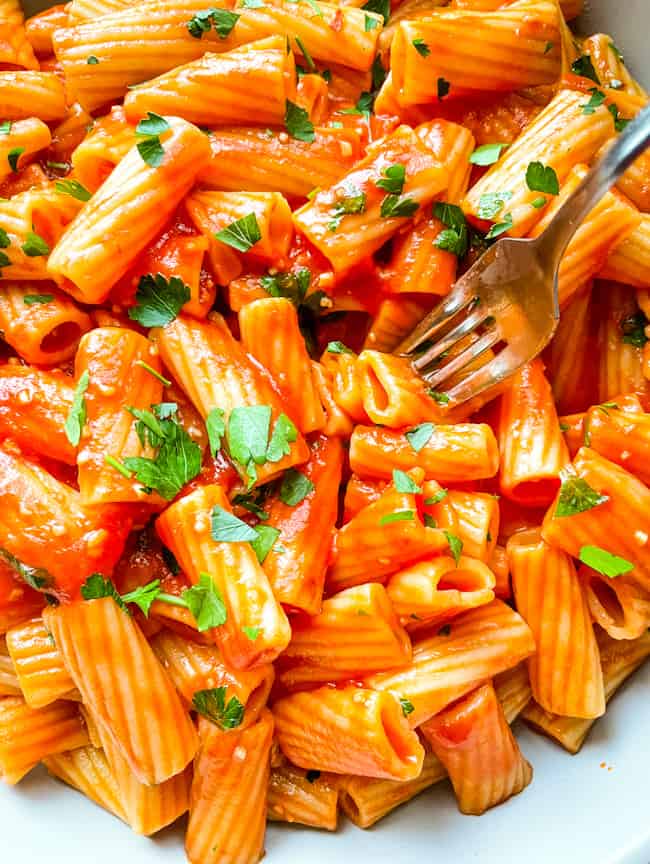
[536,102,650,262]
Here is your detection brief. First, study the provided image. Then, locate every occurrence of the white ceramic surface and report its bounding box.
[3,1,649,862]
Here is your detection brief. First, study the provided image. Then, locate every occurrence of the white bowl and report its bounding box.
[4,1,649,861]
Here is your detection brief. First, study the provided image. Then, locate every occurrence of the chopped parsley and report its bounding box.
[469,143,508,166]
[23,293,53,305]
[444,531,463,565]
[364,13,379,30]
[134,360,171,387]
[412,38,430,57]
[134,112,170,167]
[215,212,262,252]
[424,489,447,505]
[429,390,450,405]
[437,77,450,100]
[183,572,227,630]
[128,273,190,327]
[54,179,91,202]
[21,231,50,257]
[477,191,512,220]
[581,88,607,115]
[279,468,314,506]
[211,505,258,542]
[192,687,244,728]
[86,55,99,64]
[405,422,434,452]
[0,548,51,591]
[187,7,239,38]
[7,147,24,172]
[376,163,406,195]
[484,213,513,239]
[361,0,389,24]
[64,370,90,447]
[620,311,648,347]
[571,54,600,84]
[250,524,281,563]
[578,545,633,578]
[554,472,609,517]
[284,99,315,143]
[260,267,310,305]
[379,510,415,525]
[328,185,367,231]
[380,194,418,219]
[525,161,559,195]
[326,340,354,355]
[433,202,469,258]
[392,469,422,494]
[399,697,414,717]
[243,626,260,640]
[206,407,226,458]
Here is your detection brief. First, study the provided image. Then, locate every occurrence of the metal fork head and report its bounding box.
[395,234,560,407]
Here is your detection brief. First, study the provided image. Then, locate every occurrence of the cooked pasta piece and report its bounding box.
[261,435,343,614]
[493,662,532,722]
[268,757,339,830]
[541,447,650,595]
[498,359,570,505]
[70,106,136,192]
[0,118,51,187]
[508,529,604,718]
[349,423,500,483]
[24,4,68,57]
[596,281,649,401]
[124,38,296,126]
[600,214,650,288]
[5,617,77,707]
[48,117,212,304]
[156,484,292,668]
[0,557,44,634]
[386,217,457,297]
[44,597,198,784]
[273,687,424,780]
[0,0,39,69]
[463,88,614,237]
[293,125,447,273]
[0,71,67,121]
[44,746,127,823]
[356,350,444,427]
[155,314,310,485]
[277,582,411,688]
[0,282,92,366]
[579,566,650,641]
[391,0,561,106]
[0,638,20,696]
[446,490,500,563]
[0,365,76,464]
[420,682,532,815]
[581,401,650,484]
[0,696,88,784]
[186,711,273,864]
[363,297,432,353]
[522,629,650,753]
[365,599,535,726]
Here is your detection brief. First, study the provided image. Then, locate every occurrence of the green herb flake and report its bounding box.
[280,468,314,506]
[187,7,239,38]
[128,273,190,327]
[581,88,607,115]
[54,179,92,202]
[437,77,450,100]
[21,231,50,257]
[412,38,430,57]
[134,360,171,387]
[328,185,367,231]
[424,489,447,505]
[429,390,450,405]
[243,626,260,640]
[405,422,434,452]
[121,579,162,617]
[361,0,389,24]
[571,54,600,84]
[215,212,262,252]
[578,545,633,578]
[525,161,559,195]
[81,573,128,611]
[0,120,11,135]
[326,340,354,355]
[555,472,609,517]
[469,143,508,166]
[211,505,259,543]
[477,191,512,220]
[433,202,469,258]
[620,311,648,347]
[266,413,298,463]
[531,196,547,209]
[250,524,281,563]
[205,407,226,458]
[392,469,422,494]
[23,293,54,305]
[376,163,406,195]
[399,696,414,717]
[0,548,51,591]
[444,531,463,565]
[64,370,90,447]
[86,55,99,64]
[485,212,513,239]
[380,194,418,219]
[192,687,244,729]
[7,147,24,172]
[364,12,378,30]
[379,510,415,526]
[183,572,227,630]
[285,99,315,142]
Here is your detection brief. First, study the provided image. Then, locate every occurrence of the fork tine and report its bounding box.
[395,283,477,355]
[422,326,499,389]
[445,345,522,404]
[412,307,491,371]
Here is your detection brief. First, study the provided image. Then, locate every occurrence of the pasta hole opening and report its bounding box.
[509,478,561,507]
[40,321,83,356]
[365,365,390,412]
[589,576,625,627]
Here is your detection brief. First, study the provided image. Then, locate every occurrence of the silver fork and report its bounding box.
[396,103,650,407]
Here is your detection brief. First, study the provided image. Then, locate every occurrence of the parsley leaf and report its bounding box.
[555,473,609,517]
[122,410,201,500]
[228,405,272,473]
[620,311,648,347]
[571,54,600,83]
[340,91,374,119]
[64,370,89,447]
[7,147,24,172]
[328,185,367,231]
[579,545,633,578]
[135,361,171,387]
[379,510,415,525]
[361,0,389,23]
[266,413,298,462]
[285,99,315,142]
[581,88,606,115]
[0,120,11,135]
[250,524,281,563]
[81,573,127,611]
[211,505,259,542]
[121,579,162,617]
[0,228,8,248]
[405,422,434,452]
[376,163,405,195]
[469,143,507,166]
[260,267,310,305]
[392,469,422,494]
[412,38,430,57]
[0,548,51,591]
[609,40,624,62]
[484,212,513,239]
[429,390,450,405]
[206,407,226,457]
[0,251,11,270]
[215,212,262,252]
[279,468,314,505]
[243,626,260,640]
[187,7,239,38]
[437,77,450,100]
[232,489,270,520]
[380,194,418,219]
[54,179,92,202]
[433,202,469,258]
[477,191,512,220]
[183,572,227,630]
[192,687,245,729]
[399,696,414,717]
[326,340,354,354]
[364,12,378,30]
[128,273,190,327]
[135,112,169,137]
[608,103,630,132]
[23,293,53,305]
[136,136,164,167]
[444,531,463,564]
[21,231,50,257]
[531,196,547,209]
[424,489,447,505]
[86,55,99,64]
